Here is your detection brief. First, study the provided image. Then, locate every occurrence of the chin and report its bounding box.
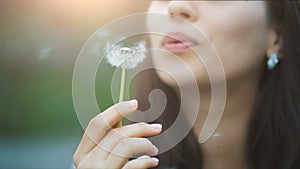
[155,70,211,88]
[155,71,177,87]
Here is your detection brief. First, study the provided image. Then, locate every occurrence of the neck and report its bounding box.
[174,72,261,140]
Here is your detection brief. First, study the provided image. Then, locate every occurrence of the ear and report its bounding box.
[266,28,283,59]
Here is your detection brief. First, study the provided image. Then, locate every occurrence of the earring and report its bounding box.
[267,53,279,70]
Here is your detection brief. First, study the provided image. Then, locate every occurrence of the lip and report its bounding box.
[162,32,197,53]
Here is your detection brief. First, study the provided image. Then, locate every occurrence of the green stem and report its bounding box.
[116,67,126,127]
[119,68,126,103]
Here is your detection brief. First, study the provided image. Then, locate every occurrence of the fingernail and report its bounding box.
[151,157,159,164]
[129,99,138,109]
[153,145,159,154]
[150,123,162,131]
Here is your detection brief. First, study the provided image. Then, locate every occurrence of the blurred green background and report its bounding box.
[0,0,149,168]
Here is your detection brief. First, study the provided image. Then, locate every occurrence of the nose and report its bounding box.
[168,1,198,22]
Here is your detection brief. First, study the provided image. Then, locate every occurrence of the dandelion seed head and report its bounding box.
[120,47,132,54]
[105,41,146,69]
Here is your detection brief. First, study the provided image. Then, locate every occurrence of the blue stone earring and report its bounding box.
[267,53,279,70]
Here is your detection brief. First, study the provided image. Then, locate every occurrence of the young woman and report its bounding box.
[73,1,300,169]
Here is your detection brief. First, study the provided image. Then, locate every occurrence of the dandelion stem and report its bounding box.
[119,67,126,103]
[116,67,126,127]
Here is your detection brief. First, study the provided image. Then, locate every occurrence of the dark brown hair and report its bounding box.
[134,1,300,169]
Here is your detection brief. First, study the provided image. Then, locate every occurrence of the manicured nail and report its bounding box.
[129,99,138,109]
[151,157,159,164]
[153,145,159,154]
[150,123,162,131]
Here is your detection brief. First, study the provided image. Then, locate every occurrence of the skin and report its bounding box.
[73,100,161,169]
[148,1,269,86]
[74,1,282,169]
[148,1,281,169]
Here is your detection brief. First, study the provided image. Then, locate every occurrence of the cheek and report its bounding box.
[205,3,269,80]
[147,1,269,85]
[147,2,168,14]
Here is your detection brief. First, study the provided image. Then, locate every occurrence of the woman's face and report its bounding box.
[147,1,270,86]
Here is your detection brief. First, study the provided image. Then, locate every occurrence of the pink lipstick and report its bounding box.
[162,32,197,53]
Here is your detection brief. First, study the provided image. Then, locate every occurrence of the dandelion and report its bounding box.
[105,41,147,127]
[106,41,146,69]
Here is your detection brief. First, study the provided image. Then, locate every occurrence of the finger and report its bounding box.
[90,122,162,159]
[122,155,159,169]
[106,138,159,168]
[74,100,138,161]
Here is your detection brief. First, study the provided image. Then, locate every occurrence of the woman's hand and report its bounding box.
[73,100,162,169]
